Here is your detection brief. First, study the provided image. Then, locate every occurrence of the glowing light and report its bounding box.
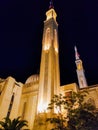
[43,44,50,50]
[54,106,60,114]
[77,61,83,70]
[38,103,48,113]
[55,48,58,53]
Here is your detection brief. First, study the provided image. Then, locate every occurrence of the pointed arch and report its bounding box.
[44,28,51,50]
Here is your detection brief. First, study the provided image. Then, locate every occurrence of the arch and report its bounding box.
[54,29,58,52]
[87,98,95,106]
[44,28,51,50]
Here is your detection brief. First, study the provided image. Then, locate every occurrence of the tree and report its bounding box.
[46,91,98,130]
[0,116,28,130]
[46,94,67,130]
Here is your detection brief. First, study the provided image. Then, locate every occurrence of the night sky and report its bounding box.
[0,0,98,86]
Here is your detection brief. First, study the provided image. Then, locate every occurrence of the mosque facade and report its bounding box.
[0,2,98,130]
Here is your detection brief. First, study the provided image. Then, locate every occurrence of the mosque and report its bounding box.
[0,1,98,130]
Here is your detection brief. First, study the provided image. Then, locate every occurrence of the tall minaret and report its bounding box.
[37,0,60,113]
[75,46,88,88]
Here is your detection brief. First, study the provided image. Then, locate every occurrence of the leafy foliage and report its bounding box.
[0,116,28,130]
[46,91,98,130]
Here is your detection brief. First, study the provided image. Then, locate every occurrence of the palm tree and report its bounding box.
[0,116,28,130]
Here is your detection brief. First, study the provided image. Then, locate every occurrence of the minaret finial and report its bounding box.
[74,46,80,60]
[49,0,54,9]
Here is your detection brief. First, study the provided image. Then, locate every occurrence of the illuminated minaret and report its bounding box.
[37,0,60,113]
[75,46,88,88]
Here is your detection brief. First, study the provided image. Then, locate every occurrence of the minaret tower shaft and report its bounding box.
[37,1,60,113]
[75,46,88,88]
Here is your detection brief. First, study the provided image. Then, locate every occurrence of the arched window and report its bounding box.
[88,98,95,106]
[44,28,50,50]
[22,102,27,119]
[54,29,58,52]
[7,93,15,118]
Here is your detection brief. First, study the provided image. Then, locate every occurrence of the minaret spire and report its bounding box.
[74,46,80,60]
[49,0,54,9]
[74,46,88,88]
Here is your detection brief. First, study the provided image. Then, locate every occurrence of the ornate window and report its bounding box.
[87,98,95,106]
[54,29,58,52]
[65,90,72,97]
[7,93,15,118]
[44,28,50,50]
[22,102,27,119]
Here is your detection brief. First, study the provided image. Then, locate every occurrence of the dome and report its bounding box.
[25,74,39,84]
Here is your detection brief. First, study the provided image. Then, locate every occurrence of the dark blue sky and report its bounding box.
[0,0,98,86]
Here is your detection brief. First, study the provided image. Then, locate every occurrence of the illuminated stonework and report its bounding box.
[75,46,88,88]
[37,5,60,115]
[46,8,57,21]
[77,60,83,70]
[0,77,23,121]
